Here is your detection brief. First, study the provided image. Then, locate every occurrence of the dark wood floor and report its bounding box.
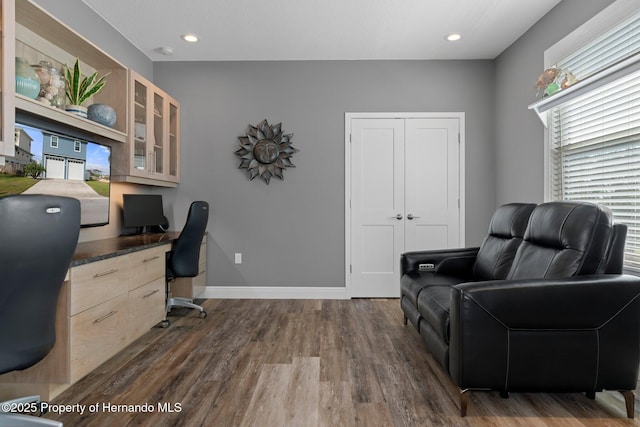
[45,299,639,426]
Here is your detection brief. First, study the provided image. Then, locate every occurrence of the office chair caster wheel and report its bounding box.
[161,319,170,328]
[199,311,207,319]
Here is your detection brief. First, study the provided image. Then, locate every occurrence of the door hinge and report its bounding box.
[350,134,352,143]
[458,133,461,144]
[350,264,352,273]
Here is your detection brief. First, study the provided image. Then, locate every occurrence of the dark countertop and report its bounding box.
[71,232,179,266]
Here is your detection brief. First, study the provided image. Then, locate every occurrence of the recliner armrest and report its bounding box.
[451,274,640,328]
[449,274,640,392]
[401,247,479,277]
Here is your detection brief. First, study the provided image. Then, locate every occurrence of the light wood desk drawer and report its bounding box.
[69,256,128,316]
[129,246,167,290]
[128,277,165,342]
[69,293,129,383]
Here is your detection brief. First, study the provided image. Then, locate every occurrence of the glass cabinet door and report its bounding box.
[133,79,147,174]
[128,70,180,185]
[169,102,179,180]
[153,92,164,175]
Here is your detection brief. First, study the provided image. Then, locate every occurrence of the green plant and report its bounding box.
[24,162,46,179]
[64,58,109,106]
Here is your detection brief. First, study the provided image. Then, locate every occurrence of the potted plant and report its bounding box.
[63,58,109,118]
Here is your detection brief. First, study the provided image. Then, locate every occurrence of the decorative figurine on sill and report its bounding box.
[535,67,577,98]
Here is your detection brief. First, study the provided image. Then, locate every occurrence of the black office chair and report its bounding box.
[162,201,209,327]
[0,195,80,427]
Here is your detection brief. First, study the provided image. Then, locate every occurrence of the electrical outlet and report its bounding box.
[234,253,242,264]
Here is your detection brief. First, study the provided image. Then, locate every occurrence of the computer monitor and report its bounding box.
[122,194,166,233]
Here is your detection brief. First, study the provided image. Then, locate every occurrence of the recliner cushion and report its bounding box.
[417,284,455,344]
[401,271,463,306]
[507,202,613,279]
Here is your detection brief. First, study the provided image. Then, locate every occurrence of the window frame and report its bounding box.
[543,0,640,273]
[543,0,640,201]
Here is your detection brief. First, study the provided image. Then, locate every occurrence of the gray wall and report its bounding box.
[154,60,496,288]
[494,0,615,205]
[34,0,617,289]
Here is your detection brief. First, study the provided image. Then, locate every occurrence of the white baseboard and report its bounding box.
[200,286,348,299]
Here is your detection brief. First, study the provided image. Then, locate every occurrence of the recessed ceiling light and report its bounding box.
[446,33,462,42]
[181,33,199,43]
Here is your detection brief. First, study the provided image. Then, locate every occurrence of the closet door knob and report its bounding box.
[407,213,420,220]
[394,214,403,220]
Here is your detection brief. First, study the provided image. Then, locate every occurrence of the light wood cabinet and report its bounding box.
[69,293,129,383]
[69,256,128,316]
[128,245,167,289]
[0,241,170,400]
[68,245,167,384]
[0,0,16,160]
[111,70,180,187]
[128,277,165,342]
[1,0,180,189]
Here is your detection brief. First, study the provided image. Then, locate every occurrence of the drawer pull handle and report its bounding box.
[143,289,160,298]
[143,255,161,263]
[93,268,119,278]
[93,310,118,324]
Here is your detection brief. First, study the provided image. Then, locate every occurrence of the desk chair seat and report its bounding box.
[163,201,209,327]
[0,195,80,427]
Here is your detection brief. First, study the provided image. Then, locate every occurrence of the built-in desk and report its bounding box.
[0,232,201,401]
[71,232,179,266]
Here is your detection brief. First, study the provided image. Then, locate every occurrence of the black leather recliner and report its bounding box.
[400,201,640,417]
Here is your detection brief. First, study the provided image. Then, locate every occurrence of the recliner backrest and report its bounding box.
[473,203,536,281]
[507,201,613,280]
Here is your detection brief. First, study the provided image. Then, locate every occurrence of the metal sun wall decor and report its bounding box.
[236,119,299,184]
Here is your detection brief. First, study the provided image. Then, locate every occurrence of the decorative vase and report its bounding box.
[15,57,40,99]
[65,104,88,119]
[87,103,116,127]
[32,61,65,108]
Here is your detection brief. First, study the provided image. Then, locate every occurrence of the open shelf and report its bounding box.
[15,94,126,143]
[13,0,128,141]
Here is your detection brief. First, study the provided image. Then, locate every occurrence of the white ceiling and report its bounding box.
[82,0,562,62]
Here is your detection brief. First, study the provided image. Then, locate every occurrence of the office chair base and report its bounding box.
[163,297,207,327]
[0,395,62,426]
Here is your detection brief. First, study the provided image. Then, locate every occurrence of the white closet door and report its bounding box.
[348,115,461,298]
[350,118,405,297]
[404,118,460,252]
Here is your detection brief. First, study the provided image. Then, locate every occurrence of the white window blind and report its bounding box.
[555,12,640,81]
[550,11,640,272]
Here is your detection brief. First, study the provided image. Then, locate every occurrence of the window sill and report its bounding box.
[529,52,640,127]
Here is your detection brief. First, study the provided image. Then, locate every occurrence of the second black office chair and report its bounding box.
[163,201,209,327]
[0,195,80,427]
